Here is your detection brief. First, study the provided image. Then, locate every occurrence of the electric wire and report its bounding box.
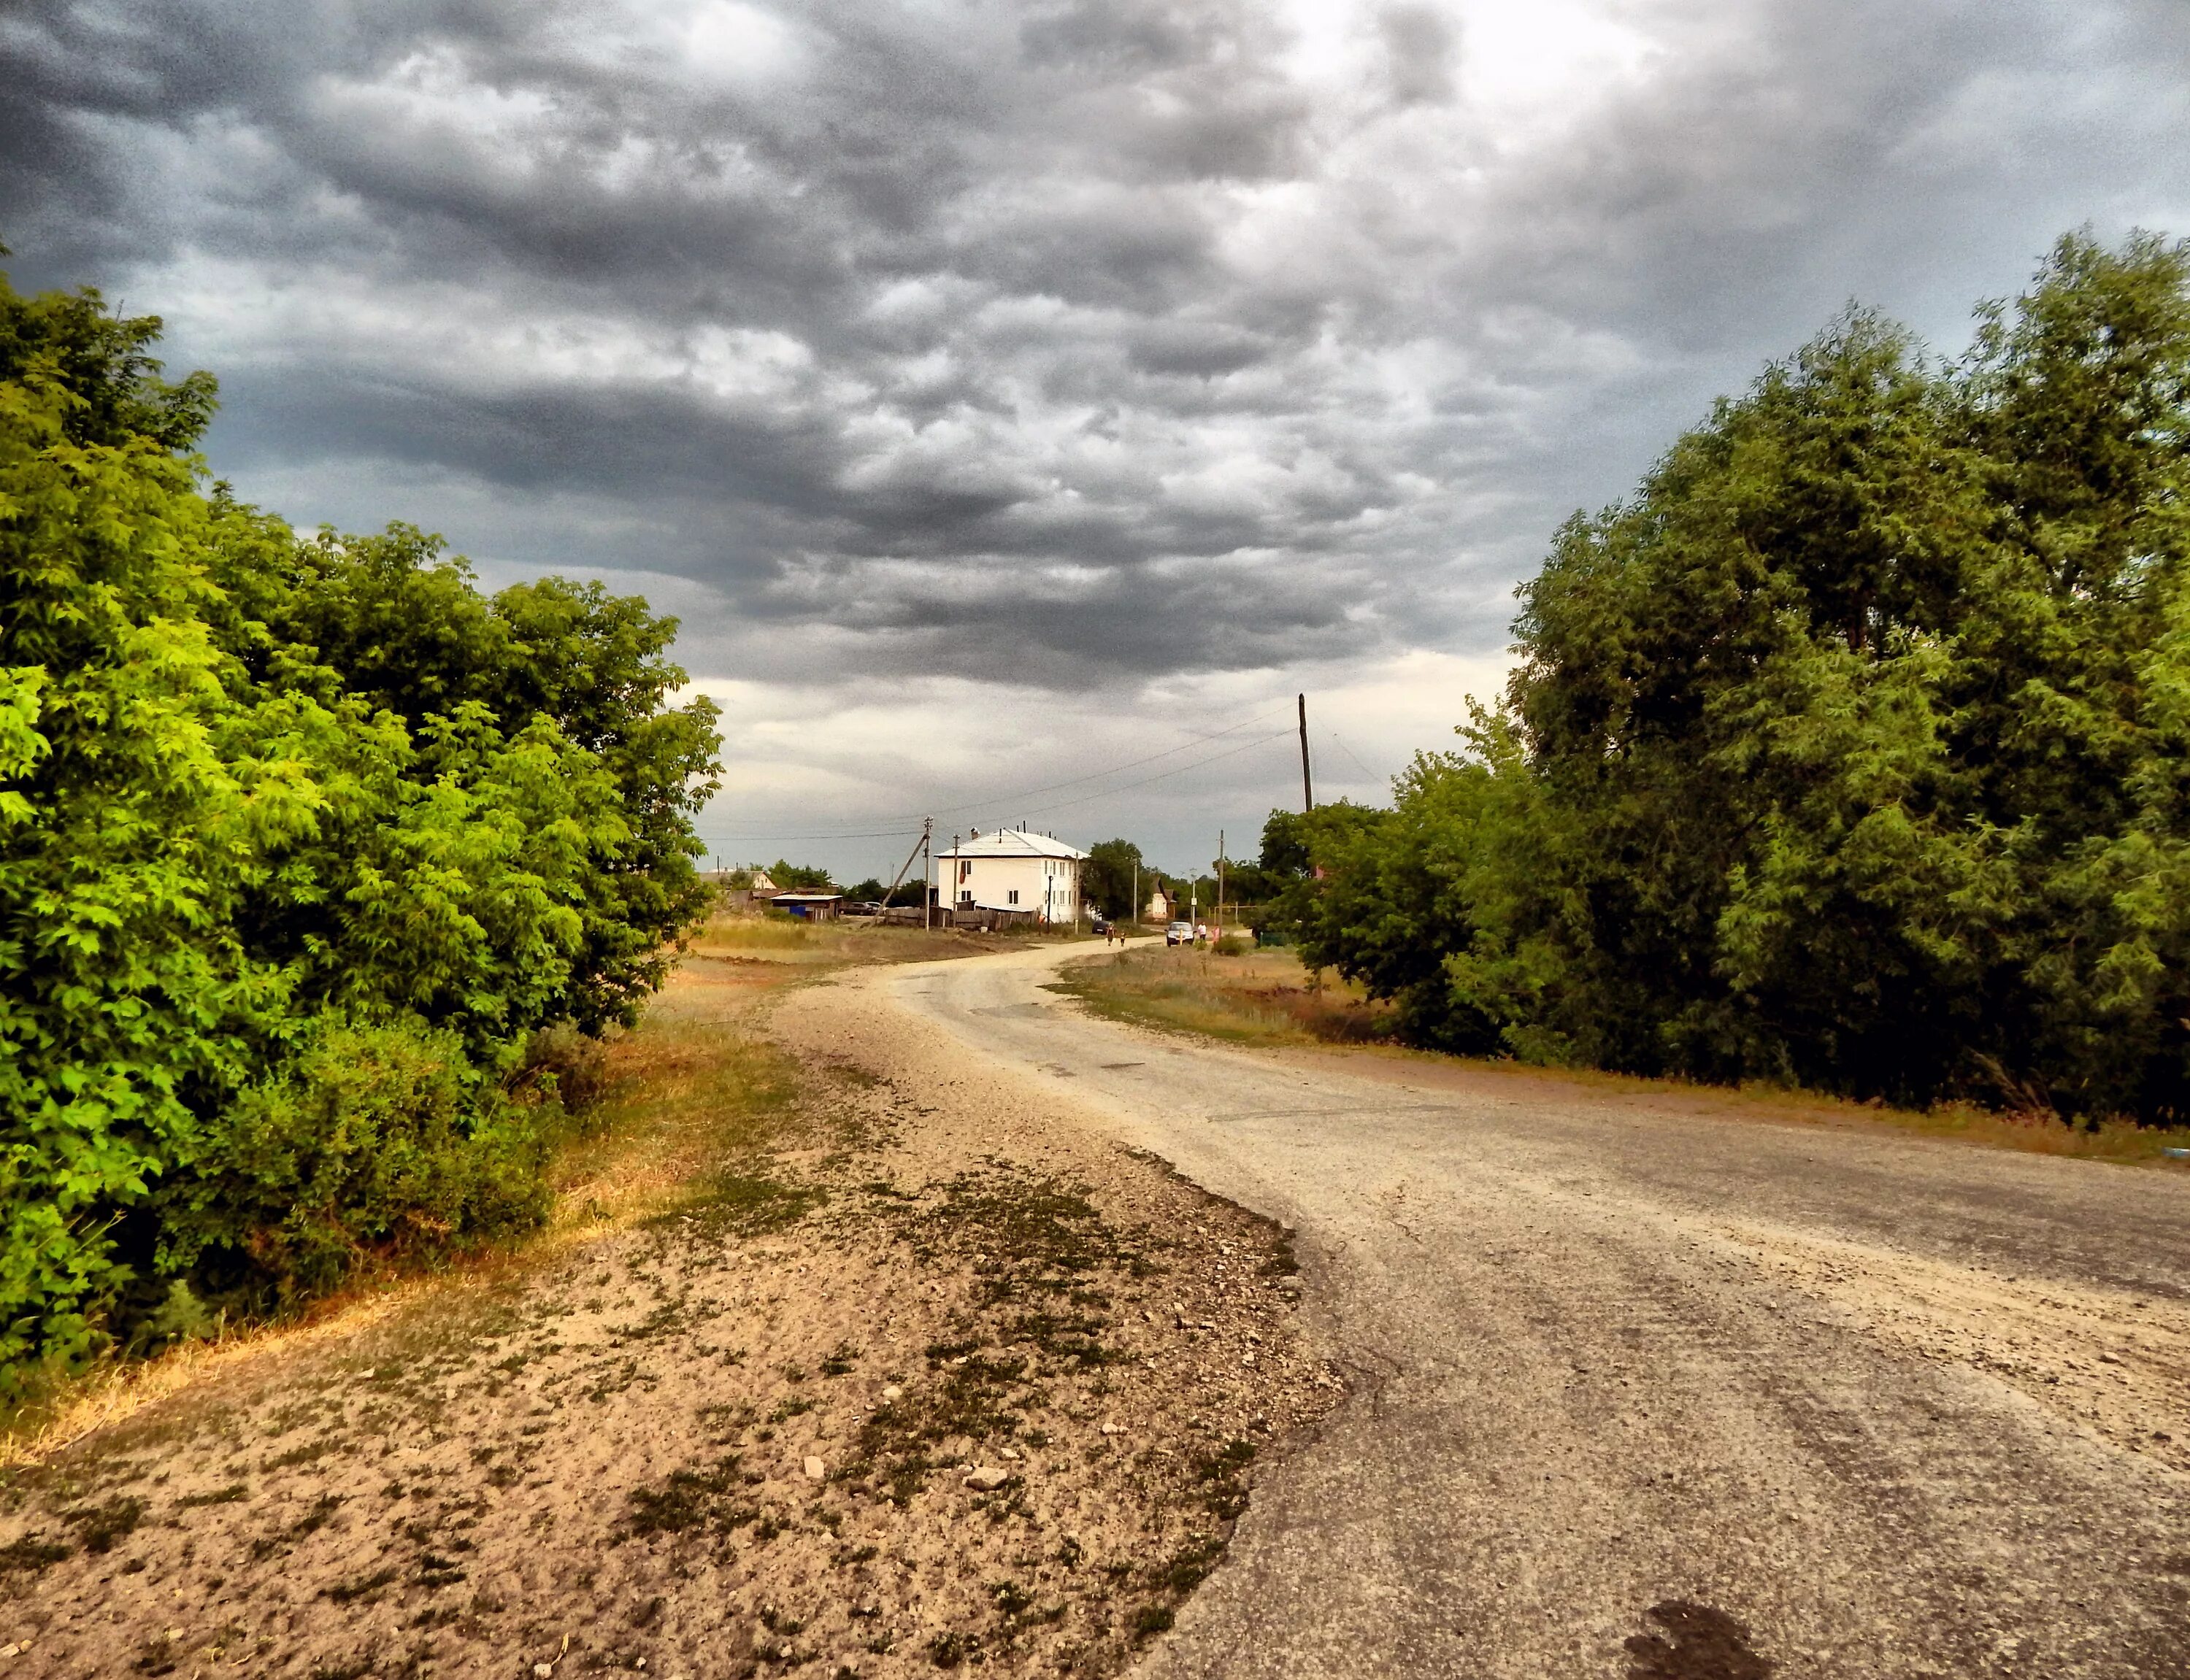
[698,698,1295,844]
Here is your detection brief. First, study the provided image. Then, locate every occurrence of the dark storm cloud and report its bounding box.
[3,0,2187,693]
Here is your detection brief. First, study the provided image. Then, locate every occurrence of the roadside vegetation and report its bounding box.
[1252,231,2190,1131]
[0,266,721,1398]
[1056,946,2181,1165]
[1050,945,1393,1047]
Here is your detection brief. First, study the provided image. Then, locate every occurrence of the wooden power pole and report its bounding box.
[1298,692,1314,812]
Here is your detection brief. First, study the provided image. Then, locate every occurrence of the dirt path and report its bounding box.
[0,948,1339,1679]
[879,941,2190,1680]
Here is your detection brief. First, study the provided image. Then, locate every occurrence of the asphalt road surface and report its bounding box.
[883,942,2190,1680]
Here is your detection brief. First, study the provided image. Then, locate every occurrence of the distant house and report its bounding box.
[770,891,843,921]
[935,828,1088,925]
[1145,886,1171,922]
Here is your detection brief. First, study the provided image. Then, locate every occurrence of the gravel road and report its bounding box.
[882,941,2190,1680]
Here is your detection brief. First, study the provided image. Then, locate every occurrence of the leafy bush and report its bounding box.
[1283,231,2190,1122]
[0,268,718,1386]
[151,1018,550,1309]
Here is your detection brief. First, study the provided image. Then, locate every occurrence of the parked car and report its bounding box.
[844,901,883,917]
[1166,920,1194,946]
[1091,916,1113,936]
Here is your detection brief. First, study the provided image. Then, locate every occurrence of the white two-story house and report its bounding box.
[935,828,1088,925]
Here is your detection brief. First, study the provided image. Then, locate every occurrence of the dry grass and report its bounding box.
[1056,945,2190,1170]
[1049,944,1392,1046]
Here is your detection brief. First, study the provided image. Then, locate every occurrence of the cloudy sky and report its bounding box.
[5,0,2186,882]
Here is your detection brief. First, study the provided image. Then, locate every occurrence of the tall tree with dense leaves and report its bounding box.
[1294,231,2190,1122]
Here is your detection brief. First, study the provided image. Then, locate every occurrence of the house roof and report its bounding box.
[935,827,1089,862]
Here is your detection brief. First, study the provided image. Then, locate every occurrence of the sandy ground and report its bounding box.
[889,941,2190,1680]
[0,949,1340,1679]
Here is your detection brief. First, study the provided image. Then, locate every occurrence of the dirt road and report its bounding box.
[876,941,2190,1679]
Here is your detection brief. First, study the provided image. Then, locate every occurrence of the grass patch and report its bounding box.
[1049,947,1389,1047]
[65,1494,146,1553]
[1058,949,2190,1168]
[623,1454,758,1539]
[0,1534,71,1573]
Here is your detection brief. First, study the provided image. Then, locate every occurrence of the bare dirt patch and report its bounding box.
[0,935,1341,1678]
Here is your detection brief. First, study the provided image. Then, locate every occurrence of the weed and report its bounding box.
[416,1553,467,1589]
[625,1456,750,1538]
[0,1533,71,1573]
[67,1494,146,1553]
[675,1174,823,1239]
[819,1341,860,1376]
[1153,1536,1225,1594]
[288,1492,347,1541]
[264,1437,336,1471]
[1191,1437,1258,1519]
[323,1565,402,1603]
[929,1630,975,1668]
[1133,1603,1176,1638]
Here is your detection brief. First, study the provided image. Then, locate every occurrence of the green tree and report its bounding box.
[1083,838,1144,920]
[1293,230,2190,1121]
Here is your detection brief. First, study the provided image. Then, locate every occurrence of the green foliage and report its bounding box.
[0,269,722,1385]
[150,1017,550,1309]
[765,859,834,890]
[1083,839,1144,920]
[1294,231,2190,1122]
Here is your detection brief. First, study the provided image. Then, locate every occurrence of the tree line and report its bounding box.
[0,269,721,1388]
[1266,232,2190,1125]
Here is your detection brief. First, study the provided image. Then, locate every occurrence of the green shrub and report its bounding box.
[153,1019,552,1309]
[0,266,719,1387]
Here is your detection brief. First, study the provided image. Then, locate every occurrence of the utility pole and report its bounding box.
[1217,828,1226,941]
[1298,692,1314,812]
[1132,859,1139,928]
[922,817,934,931]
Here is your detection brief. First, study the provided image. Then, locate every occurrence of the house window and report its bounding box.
[1007,890,1020,905]
[959,860,971,882]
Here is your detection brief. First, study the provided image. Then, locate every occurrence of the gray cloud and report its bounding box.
[4,0,2188,863]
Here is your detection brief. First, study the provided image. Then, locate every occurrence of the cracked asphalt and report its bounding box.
[880,941,2190,1680]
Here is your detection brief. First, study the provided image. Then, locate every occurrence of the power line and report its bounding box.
[704,698,1295,843]
[1007,728,1296,820]
[699,828,924,844]
[701,721,1300,846]
[924,702,1291,820]
[1329,728,1382,782]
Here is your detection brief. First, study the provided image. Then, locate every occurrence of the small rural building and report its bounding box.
[1145,886,1171,922]
[935,828,1088,926]
[769,891,843,920]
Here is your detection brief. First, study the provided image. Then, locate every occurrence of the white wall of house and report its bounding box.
[940,833,1085,924]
